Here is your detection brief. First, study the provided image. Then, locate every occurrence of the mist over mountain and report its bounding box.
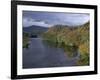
[23,25,48,34]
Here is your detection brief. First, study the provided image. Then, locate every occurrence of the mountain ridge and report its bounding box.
[23,25,48,33]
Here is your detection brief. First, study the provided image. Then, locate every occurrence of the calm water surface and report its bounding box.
[23,38,80,69]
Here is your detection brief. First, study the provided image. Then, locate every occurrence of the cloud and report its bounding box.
[54,13,90,26]
[23,17,52,27]
[23,11,90,27]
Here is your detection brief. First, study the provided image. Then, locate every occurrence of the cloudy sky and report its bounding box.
[23,11,90,27]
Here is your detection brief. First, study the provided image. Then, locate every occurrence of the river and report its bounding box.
[23,38,80,69]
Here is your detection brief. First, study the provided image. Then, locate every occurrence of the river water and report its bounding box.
[23,38,80,69]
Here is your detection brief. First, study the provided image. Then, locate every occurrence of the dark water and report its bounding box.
[23,38,80,69]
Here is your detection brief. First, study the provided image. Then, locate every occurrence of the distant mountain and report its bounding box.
[23,25,48,33]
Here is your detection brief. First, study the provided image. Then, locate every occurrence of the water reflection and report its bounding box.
[42,39,78,58]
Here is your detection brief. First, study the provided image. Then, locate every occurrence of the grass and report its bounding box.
[23,32,30,48]
[42,22,90,66]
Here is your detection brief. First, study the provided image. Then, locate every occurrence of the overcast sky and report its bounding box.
[23,11,90,27]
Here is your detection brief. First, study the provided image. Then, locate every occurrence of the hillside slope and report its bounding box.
[42,22,90,65]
